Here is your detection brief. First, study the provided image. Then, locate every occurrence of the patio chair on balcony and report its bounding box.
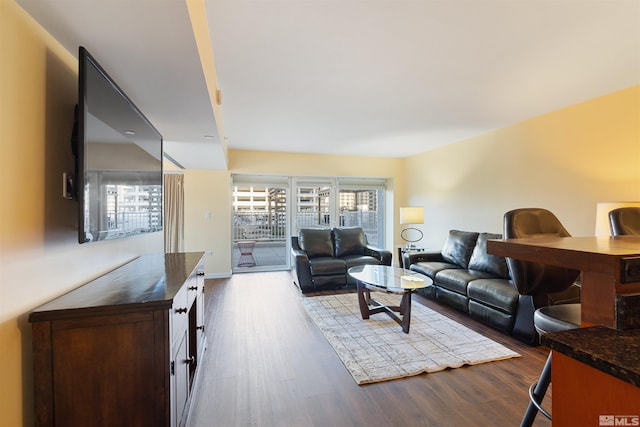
[237,240,257,267]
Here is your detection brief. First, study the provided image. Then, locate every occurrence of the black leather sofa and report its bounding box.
[291,227,392,293]
[404,230,579,344]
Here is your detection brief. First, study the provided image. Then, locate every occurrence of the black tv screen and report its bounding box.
[77,46,163,243]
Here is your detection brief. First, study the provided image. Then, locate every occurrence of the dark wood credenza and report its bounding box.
[29,252,206,427]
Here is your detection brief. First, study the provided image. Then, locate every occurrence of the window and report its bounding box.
[231,175,387,272]
[292,177,386,247]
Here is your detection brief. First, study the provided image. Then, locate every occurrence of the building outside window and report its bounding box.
[231,175,387,272]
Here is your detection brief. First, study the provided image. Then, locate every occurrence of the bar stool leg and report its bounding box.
[520,352,553,427]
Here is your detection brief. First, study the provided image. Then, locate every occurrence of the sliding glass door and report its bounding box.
[231,176,289,272]
[292,178,385,247]
[231,175,387,273]
[337,185,383,247]
[293,180,334,232]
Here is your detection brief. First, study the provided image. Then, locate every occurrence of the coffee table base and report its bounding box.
[356,281,413,333]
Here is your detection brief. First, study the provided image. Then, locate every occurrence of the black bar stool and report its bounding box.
[609,207,640,236]
[522,303,581,425]
[502,208,582,427]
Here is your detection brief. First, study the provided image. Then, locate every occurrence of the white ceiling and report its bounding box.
[16,0,640,170]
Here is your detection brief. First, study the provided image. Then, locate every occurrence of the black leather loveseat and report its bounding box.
[404,230,579,344]
[291,227,392,293]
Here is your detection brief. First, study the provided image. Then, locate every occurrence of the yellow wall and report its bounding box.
[184,169,232,273]
[228,149,403,178]
[404,85,640,248]
[1,3,163,425]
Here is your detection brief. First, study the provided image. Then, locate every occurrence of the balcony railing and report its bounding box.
[234,212,286,241]
[233,210,379,246]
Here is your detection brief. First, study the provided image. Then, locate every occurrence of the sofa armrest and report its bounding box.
[291,248,315,292]
[291,237,315,292]
[364,246,392,266]
[404,251,445,267]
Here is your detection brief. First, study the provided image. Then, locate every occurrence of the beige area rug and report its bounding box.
[300,292,520,385]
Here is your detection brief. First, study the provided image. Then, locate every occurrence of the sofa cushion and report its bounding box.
[441,230,479,268]
[333,227,366,258]
[308,257,347,276]
[299,229,333,258]
[410,262,460,280]
[467,278,519,314]
[467,233,509,279]
[435,268,497,294]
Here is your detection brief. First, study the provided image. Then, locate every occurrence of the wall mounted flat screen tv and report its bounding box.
[76,46,163,244]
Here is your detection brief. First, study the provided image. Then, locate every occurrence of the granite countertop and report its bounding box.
[541,326,640,387]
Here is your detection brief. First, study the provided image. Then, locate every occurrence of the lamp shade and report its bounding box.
[594,202,640,236]
[400,206,424,225]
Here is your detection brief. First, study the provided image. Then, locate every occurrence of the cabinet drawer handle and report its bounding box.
[197,271,205,276]
[175,307,188,314]
[185,356,195,365]
[196,325,205,332]
[188,286,198,291]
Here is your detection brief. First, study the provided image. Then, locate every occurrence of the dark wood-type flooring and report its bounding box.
[187,271,552,426]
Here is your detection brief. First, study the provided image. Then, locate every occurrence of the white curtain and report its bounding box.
[164,173,184,253]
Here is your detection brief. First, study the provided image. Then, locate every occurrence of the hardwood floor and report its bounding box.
[188,272,552,426]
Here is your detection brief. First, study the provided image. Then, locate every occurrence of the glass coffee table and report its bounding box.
[348,265,432,333]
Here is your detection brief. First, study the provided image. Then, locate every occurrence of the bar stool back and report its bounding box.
[609,207,640,236]
[502,208,581,427]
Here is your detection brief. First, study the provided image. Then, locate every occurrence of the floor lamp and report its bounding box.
[400,206,424,249]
